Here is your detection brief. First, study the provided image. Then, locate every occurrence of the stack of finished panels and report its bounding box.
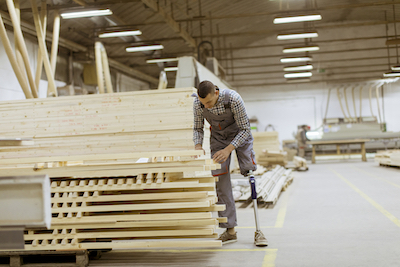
[0,88,207,161]
[252,131,287,167]
[375,150,400,167]
[0,88,222,250]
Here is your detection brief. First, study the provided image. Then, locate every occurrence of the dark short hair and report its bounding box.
[197,80,216,98]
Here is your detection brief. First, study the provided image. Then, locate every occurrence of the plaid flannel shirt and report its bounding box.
[193,89,251,148]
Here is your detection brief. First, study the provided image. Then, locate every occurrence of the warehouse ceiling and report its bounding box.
[1,0,400,88]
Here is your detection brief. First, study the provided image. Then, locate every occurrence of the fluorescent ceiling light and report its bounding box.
[126,45,164,52]
[164,67,178,72]
[274,15,322,24]
[280,57,312,63]
[146,58,178,63]
[277,32,318,40]
[283,46,320,53]
[286,78,312,83]
[61,9,113,19]
[284,65,313,71]
[391,65,400,71]
[383,72,400,77]
[284,72,313,78]
[99,30,142,38]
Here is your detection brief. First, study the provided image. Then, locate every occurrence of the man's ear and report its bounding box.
[215,89,219,97]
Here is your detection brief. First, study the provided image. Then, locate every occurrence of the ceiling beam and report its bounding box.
[224,56,392,70]
[90,0,400,28]
[218,46,398,61]
[140,0,196,48]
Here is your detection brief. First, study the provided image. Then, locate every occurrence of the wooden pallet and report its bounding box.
[0,250,88,267]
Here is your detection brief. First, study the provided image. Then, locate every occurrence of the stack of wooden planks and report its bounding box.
[252,132,287,167]
[238,166,293,204]
[375,150,400,167]
[0,88,206,161]
[20,152,224,250]
[0,88,223,250]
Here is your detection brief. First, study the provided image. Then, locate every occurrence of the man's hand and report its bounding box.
[195,144,205,156]
[212,144,235,163]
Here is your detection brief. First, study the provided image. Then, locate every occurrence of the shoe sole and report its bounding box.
[222,239,238,245]
[255,241,268,247]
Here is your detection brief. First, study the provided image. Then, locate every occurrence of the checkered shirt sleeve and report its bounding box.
[229,90,251,148]
[193,97,204,146]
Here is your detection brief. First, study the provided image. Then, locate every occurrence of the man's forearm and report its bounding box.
[225,144,235,153]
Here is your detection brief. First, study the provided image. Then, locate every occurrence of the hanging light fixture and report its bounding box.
[284,72,313,78]
[283,46,319,53]
[164,67,178,72]
[61,9,113,19]
[280,57,313,63]
[146,58,178,63]
[126,45,164,52]
[277,32,318,40]
[274,14,322,24]
[284,65,313,71]
[99,30,142,38]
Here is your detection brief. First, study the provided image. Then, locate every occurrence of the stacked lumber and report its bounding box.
[257,150,288,167]
[0,88,206,160]
[238,166,293,204]
[252,132,287,167]
[0,88,222,250]
[13,151,224,250]
[375,150,400,167]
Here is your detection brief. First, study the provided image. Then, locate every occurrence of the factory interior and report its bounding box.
[0,0,400,266]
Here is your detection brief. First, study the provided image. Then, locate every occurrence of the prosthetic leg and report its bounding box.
[247,170,268,247]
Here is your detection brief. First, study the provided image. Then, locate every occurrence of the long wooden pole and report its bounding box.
[100,44,113,93]
[95,41,105,94]
[0,14,32,98]
[34,0,47,90]
[29,0,58,97]
[50,11,60,77]
[15,0,38,98]
[5,0,38,98]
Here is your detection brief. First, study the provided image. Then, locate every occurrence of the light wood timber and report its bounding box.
[49,11,60,77]
[0,14,32,98]
[95,41,105,94]
[34,0,47,90]
[23,240,222,250]
[51,212,213,225]
[48,219,218,230]
[51,201,211,213]
[5,0,39,97]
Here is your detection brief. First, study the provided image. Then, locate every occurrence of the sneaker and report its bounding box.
[254,230,268,247]
[217,230,237,245]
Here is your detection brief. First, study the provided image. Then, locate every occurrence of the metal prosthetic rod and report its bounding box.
[248,170,261,232]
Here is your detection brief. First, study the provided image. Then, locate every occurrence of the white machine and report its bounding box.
[0,175,51,249]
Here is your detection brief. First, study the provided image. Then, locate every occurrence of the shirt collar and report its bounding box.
[216,89,224,105]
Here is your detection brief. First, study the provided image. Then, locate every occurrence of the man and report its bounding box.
[296,125,310,158]
[193,80,268,246]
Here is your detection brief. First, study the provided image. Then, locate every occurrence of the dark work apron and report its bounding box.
[201,89,257,228]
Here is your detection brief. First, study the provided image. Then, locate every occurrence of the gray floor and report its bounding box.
[90,160,400,267]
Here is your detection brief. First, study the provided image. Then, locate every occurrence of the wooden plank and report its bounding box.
[48,219,218,230]
[24,229,214,240]
[51,201,211,213]
[51,212,213,225]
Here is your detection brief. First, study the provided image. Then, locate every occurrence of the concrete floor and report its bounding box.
[90,160,400,267]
